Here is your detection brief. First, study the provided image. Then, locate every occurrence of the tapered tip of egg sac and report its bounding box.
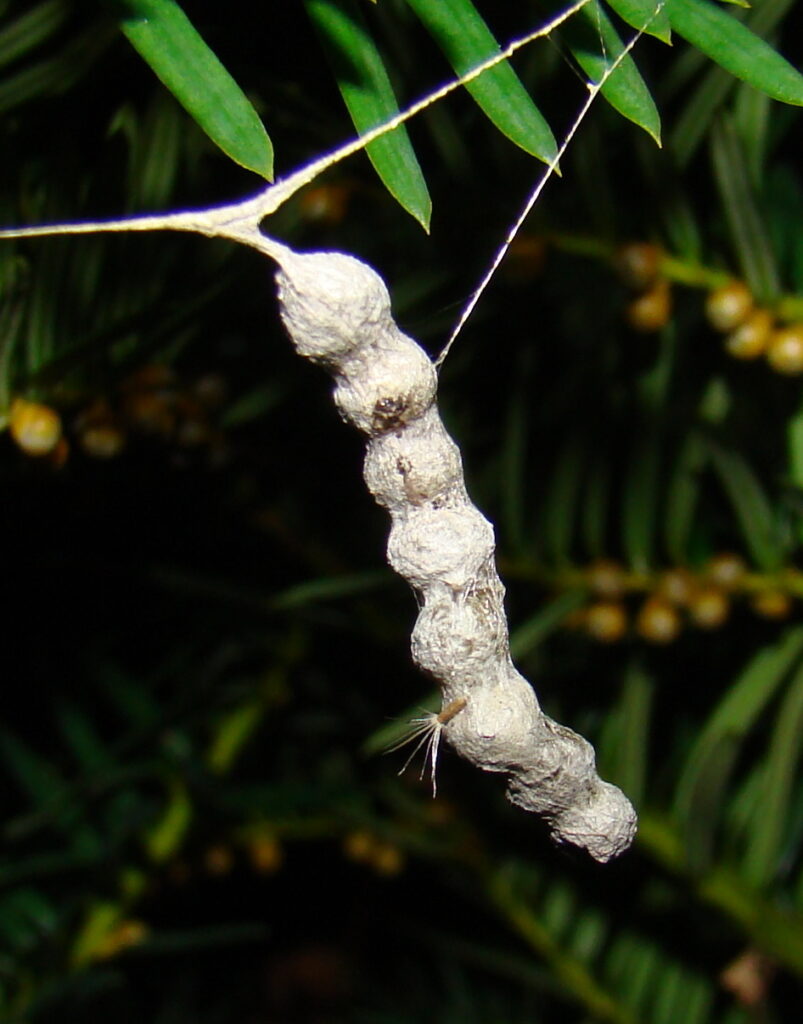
[275,250,392,364]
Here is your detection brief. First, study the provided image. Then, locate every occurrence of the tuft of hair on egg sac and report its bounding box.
[385,698,467,797]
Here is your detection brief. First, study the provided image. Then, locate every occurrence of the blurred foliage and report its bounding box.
[2,0,803,1021]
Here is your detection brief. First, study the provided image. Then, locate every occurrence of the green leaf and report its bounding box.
[0,887,58,953]
[270,570,387,610]
[667,0,798,165]
[131,94,187,210]
[787,398,803,501]
[143,778,192,863]
[666,0,803,106]
[710,115,780,302]
[705,438,783,570]
[0,0,68,71]
[509,590,588,660]
[0,729,64,806]
[663,378,730,561]
[207,700,264,775]
[0,23,114,125]
[97,663,161,728]
[55,702,113,773]
[562,0,662,143]
[604,0,672,43]
[622,424,662,573]
[676,731,743,872]
[306,0,431,229]
[119,0,273,179]
[664,430,706,564]
[582,455,611,558]
[743,660,803,887]
[403,0,558,163]
[542,433,586,566]
[732,80,772,185]
[612,659,653,807]
[674,627,803,862]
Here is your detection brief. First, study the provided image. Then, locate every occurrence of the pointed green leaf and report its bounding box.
[666,0,803,106]
[207,700,264,774]
[144,779,193,863]
[543,433,586,566]
[0,729,64,806]
[562,0,662,143]
[664,378,731,559]
[664,430,706,564]
[403,0,557,163]
[675,627,803,821]
[668,0,798,165]
[97,664,161,728]
[604,0,672,43]
[675,630,803,872]
[787,401,803,537]
[733,80,772,185]
[509,590,587,660]
[676,731,743,871]
[119,0,273,178]
[600,658,653,806]
[271,570,387,610]
[582,455,611,558]
[0,888,58,952]
[0,23,115,117]
[55,701,113,773]
[710,115,780,302]
[743,660,803,886]
[0,0,68,71]
[705,439,783,570]
[622,424,663,573]
[306,0,431,229]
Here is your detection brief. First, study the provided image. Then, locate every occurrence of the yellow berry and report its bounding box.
[615,242,663,290]
[688,586,729,629]
[111,920,148,952]
[79,423,126,459]
[585,601,628,643]
[751,590,792,620]
[8,398,62,456]
[724,308,773,360]
[247,835,283,874]
[767,324,803,376]
[705,281,753,332]
[342,830,375,863]
[625,278,671,332]
[121,391,175,436]
[204,844,234,875]
[120,363,175,393]
[636,597,681,644]
[706,552,746,590]
[93,920,148,960]
[657,567,696,606]
[370,842,405,877]
[586,559,627,599]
